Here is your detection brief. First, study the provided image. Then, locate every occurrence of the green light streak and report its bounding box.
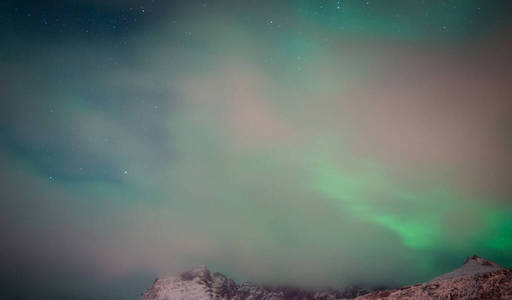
[310,157,512,251]
[312,161,443,248]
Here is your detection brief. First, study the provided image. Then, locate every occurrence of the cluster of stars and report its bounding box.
[11,2,155,36]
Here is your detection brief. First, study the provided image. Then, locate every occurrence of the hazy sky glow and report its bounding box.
[1,1,512,299]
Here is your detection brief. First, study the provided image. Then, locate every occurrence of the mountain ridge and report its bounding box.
[140,255,511,300]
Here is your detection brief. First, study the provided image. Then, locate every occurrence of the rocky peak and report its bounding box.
[140,266,239,300]
[179,265,212,282]
[141,266,370,300]
[464,254,503,268]
[356,256,511,299]
[429,254,504,282]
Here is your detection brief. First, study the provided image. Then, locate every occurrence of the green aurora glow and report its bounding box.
[1,1,512,299]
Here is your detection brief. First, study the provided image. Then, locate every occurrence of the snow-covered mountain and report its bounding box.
[140,266,370,300]
[356,255,511,299]
[140,255,511,300]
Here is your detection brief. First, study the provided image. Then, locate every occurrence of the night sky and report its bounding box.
[2,1,512,299]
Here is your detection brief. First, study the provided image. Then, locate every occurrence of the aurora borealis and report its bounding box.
[2,0,512,299]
